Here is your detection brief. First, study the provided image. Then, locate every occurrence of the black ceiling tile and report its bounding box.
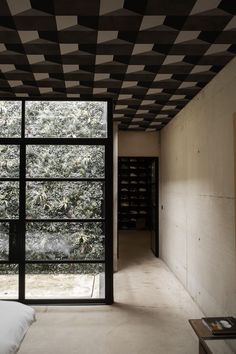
[152,44,174,54]
[0,16,17,30]
[0,30,20,43]
[218,0,236,15]
[38,31,58,43]
[130,56,164,65]
[138,31,178,44]
[54,1,100,16]
[30,0,55,15]
[13,16,56,30]
[4,43,25,54]
[124,0,147,15]
[118,31,139,44]
[184,55,201,65]
[0,0,235,130]
[198,54,234,65]
[58,31,97,44]
[228,44,236,54]
[78,17,99,30]
[99,16,142,31]
[164,16,188,30]
[145,0,196,16]
[183,10,231,32]
[198,31,222,43]
[215,31,236,44]
[168,43,210,55]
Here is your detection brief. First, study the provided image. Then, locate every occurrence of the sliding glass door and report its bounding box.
[0,100,113,304]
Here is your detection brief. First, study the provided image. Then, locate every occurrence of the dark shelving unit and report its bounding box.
[118,156,159,256]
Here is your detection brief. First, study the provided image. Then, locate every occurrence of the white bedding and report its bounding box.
[0,301,35,354]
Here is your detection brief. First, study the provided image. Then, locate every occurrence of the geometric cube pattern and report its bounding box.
[0,0,235,130]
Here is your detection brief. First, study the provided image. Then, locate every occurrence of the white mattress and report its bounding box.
[0,301,35,354]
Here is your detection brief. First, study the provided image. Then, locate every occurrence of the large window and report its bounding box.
[0,100,113,304]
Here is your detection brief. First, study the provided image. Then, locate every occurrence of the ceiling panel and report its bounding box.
[0,0,235,130]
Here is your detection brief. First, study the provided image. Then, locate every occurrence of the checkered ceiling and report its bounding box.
[0,0,235,131]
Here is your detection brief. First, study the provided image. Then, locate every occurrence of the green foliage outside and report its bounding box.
[0,101,107,275]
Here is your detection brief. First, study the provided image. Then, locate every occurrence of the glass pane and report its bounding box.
[0,222,9,260]
[26,222,105,261]
[26,145,105,178]
[26,182,104,219]
[0,101,21,137]
[25,101,107,138]
[25,263,105,299]
[0,145,19,177]
[0,264,18,299]
[0,182,19,219]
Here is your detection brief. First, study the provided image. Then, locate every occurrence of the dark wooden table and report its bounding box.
[189,319,236,354]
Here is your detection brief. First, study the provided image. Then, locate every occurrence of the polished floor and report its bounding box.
[19,231,203,354]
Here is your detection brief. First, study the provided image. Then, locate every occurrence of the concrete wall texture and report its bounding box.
[118,131,160,156]
[160,57,236,316]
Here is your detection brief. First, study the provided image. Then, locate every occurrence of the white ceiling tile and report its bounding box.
[27,54,44,64]
[93,88,106,94]
[62,64,79,73]
[121,81,138,88]
[39,88,53,94]
[126,65,145,73]
[8,80,22,87]
[97,31,118,43]
[174,31,201,43]
[34,73,49,80]
[190,0,221,15]
[205,44,231,55]
[163,55,185,65]
[150,122,162,126]
[118,94,133,99]
[140,16,165,30]
[65,81,77,88]
[154,73,172,81]
[60,44,78,54]
[67,93,80,98]
[191,65,212,73]
[147,88,163,94]
[224,16,236,30]
[132,44,153,55]
[141,100,156,105]
[15,93,29,97]
[95,55,113,64]
[94,73,110,81]
[0,64,15,72]
[0,43,6,52]
[18,31,39,43]
[169,95,186,100]
[100,0,124,15]
[56,16,77,30]
[7,0,31,15]
[115,105,128,109]
[179,81,196,88]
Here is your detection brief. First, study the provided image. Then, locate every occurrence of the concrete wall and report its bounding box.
[160,57,236,316]
[118,131,160,156]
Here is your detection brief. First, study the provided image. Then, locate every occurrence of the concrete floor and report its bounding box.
[19,231,203,354]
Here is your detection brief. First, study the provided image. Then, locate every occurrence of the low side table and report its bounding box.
[189,319,236,354]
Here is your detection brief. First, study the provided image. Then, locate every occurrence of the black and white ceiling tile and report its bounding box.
[0,0,235,130]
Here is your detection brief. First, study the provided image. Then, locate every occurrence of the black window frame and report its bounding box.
[0,98,113,305]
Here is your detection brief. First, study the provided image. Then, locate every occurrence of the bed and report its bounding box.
[0,301,35,354]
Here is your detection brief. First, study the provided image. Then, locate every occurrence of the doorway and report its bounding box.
[0,99,113,304]
[118,157,159,257]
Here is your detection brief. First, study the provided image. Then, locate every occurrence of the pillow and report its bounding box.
[0,301,35,354]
